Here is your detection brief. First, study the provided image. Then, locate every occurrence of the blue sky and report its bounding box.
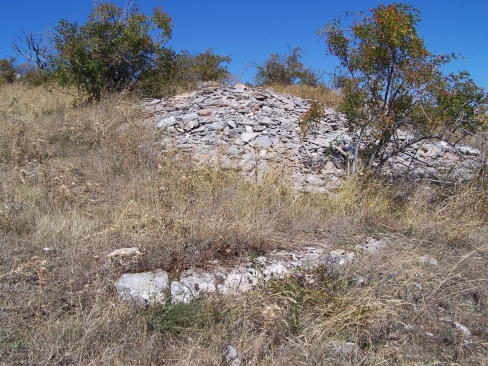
[1,0,487,89]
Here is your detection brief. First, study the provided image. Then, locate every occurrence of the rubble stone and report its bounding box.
[115,270,168,305]
[144,85,479,189]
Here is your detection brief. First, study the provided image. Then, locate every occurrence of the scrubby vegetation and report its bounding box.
[253,46,323,87]
[320,3,487,173]
[0,58,17,84]
[8,2,232,101]
[1,1,488,365]
[1,81,488,365]
[52,2,175,101]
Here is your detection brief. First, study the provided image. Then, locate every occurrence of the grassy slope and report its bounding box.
[1,82,487,365]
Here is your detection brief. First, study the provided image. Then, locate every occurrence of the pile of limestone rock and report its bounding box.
[142,84,481,191]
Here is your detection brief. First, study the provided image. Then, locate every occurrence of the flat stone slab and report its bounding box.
[116,270,169,305]
[241,132,257,143]
[254,135,272,149]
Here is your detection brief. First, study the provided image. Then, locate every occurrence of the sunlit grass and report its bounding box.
[0,82,487,364]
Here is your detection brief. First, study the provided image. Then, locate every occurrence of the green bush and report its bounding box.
[138,48,232,96]
[0,58,16,83]
[52,1,175,101]
[254,46,323,86]
[15,62,53,86]
[177,49,231,85]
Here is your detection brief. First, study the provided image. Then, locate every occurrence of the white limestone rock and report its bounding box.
[224,345,242,366]
[180,269,217,296]
[170,281,193,304]
[356,238,388,254]
[217,268,258,295]
[156,116,177,128]
[328,249,358,267]
[116,270,168,305]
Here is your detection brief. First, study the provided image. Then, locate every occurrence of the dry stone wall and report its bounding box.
[144,84,353,192]
[112,245,358,305]
[143,84,481,190]
[111,237,395,305]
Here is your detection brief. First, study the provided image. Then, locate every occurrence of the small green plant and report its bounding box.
[144,299,219,335]
[299,101,326,137]
[11,340,26,350]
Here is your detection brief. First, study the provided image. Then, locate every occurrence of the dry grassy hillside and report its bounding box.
[1,82,488,365]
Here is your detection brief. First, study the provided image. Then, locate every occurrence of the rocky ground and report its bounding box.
[142,83,482,193]
[111,237,395,305]
[2,83,486,365]
[114,84,480,307]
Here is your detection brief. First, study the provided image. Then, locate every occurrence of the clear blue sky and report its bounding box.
[1,0,487,89]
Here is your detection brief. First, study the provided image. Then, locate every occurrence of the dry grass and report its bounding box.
[263,84,343,109]
[1,82,488,365]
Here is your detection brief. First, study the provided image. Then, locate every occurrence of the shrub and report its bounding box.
[0,58,16,83]
[52,1,174,101]
[139,49,232,96]
[318,3,488,173]
[299,101,326,136]
[254,46,323,86]
[15,62,52,86]
[177,48,231,84]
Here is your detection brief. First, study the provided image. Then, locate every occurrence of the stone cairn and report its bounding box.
[143,83,481,190]
[144,84,352,192]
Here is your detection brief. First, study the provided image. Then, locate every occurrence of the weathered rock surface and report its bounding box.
[115,270,169,305]
[168,246,330,302]
[142,84,480,191]
[356,237,388,254]
[224,345,242,366]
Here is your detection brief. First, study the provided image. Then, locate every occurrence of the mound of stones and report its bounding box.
[143,84,352,192]
[143,84,481,190]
